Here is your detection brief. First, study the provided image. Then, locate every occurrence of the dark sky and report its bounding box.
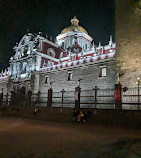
[0,0,115,70]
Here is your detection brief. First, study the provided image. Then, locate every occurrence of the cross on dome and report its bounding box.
[71,16,79,26]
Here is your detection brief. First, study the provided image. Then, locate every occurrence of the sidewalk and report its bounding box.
[0,117,141,158]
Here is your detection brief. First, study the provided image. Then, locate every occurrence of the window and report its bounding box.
[100,67,107,77]
[45,76,49,84]
[85,44,87,50]
[68,72,73,81]
[47,48,55,57]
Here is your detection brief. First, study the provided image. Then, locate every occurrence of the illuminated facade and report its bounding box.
[0,17,116,106]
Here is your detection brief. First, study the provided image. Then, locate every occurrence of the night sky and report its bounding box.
[0,0,115,70]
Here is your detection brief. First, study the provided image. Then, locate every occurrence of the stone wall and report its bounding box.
[39,60,116,93]
[116,0,141,87]
[0,59,115,107]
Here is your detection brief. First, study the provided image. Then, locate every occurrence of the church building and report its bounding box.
[0,17,116,107]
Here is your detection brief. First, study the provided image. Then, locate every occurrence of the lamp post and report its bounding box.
[136,77,141,110]
[74,79,82,109]
[50,82,53,89]
[78,79,82,87]
[93,86,99,109]
[61,89,65,108]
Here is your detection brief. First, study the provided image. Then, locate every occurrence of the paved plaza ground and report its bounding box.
[0,117,141,158]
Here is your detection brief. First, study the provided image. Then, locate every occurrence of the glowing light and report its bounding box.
[137,77,140,81]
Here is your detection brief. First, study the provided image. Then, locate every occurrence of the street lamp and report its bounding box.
[61,89,65,108]
[50,82,53,89]
[135,77,141,110]
[78,79,82,87]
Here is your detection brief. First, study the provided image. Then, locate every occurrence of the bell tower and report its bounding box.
[115,0,141,87]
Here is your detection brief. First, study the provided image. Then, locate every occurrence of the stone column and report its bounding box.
[35,55,41,71]
[31,72,40,102]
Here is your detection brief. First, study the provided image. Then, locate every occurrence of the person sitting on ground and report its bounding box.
[83,110,91,121]
[83,110,88,121]
[76,110,81,122]
[81,110,87,122]
[78,110,84,122]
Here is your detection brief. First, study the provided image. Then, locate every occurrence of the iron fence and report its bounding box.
[122,87,141,110]
[0,86,141,110]
[97,89,115,109]
[51,87,115,109]
[63,91,75,108]
[28,88,115,109]
[80,89,95,108]
[52,91,62,107]
[80,88,115,109]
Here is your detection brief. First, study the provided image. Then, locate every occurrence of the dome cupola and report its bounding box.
[56,16,93,52]
[60,16,88,35]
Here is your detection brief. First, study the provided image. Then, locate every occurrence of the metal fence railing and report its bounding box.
[97,89,115,109]
[0,86,141,110]
[52,91,62,107]
[122,87,141,110]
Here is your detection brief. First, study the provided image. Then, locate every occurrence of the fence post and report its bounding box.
[10,91,16,106]
[93,86,98,109]
[47,88,52,107]
[26,90,32,106]
[114,83,122,110]
[6,93,8,105]
[61,89,65,108]
[74,86,81,109]
[0,92,3,105]
[137,80,140,110]
[37,91,41,105]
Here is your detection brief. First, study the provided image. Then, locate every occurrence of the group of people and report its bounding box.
[72,109,91,122]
